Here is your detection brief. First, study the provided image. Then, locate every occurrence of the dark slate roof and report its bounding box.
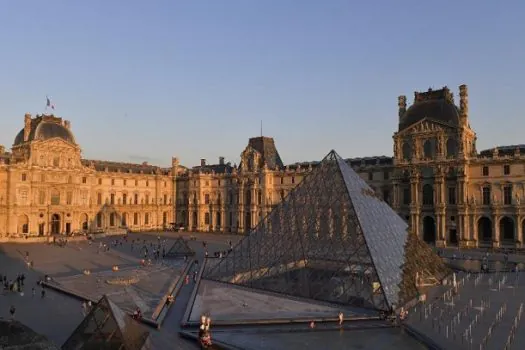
[13,115,75,146]
[248,136,284,170]
[399,87,460,131]
[479,144,525,158]
[287,156,393,170]
[80,159,170,175]
[191,163,235,174]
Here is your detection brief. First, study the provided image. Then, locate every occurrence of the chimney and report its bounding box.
[219,157,225,165]
[201,159,206,166]
[23,113,32,142]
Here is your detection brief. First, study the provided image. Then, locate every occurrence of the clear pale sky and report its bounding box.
[1,1,524,167]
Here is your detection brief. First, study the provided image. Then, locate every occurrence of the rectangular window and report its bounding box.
[403,188,410,205]
[123,179,127,186]
[382,189,390,203]
[204,212,210,225]
[504,165,510,175]
[110,193,115,205]
[482,187,491,205]
[205,194,210,204]
[134,194,138,205]
[134,213,138,225]
[66,192,73,205]
[97,193,102,205]
[368,172,373,181]
[163,194,167,205]
[504,186,513,205]
[111,179,115,185]
[21,173,27,181]
[123,193,127,205]
[448,187,456,205]
[280,177,284,185]
[39,190,45,205]
[98,178,102,185]
[82,177,87,184]
[482,166,489,176]
[383,171,389,180]
[135,179,138,186]
[51,191,60,205]
[292,177,295,184]
[145,194,150,204]
[145,213,149,225]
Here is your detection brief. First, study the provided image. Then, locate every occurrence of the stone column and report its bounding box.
[516,215,523,248]
[493,215,500,248]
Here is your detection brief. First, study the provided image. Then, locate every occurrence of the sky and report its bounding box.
[1,1,524,167]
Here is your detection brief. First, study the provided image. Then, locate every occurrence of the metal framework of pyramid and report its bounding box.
[204,150,450,312]
[62,295,151,350]
[165,237,195,258]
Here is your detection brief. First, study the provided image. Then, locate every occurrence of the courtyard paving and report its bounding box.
[0,231,239,348]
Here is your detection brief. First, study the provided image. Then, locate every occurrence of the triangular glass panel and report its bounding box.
[164,237,195,258]
[204,150,450,311]
[62,295,150,350]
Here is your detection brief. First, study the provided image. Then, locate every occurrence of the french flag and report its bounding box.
[46,96,55,110]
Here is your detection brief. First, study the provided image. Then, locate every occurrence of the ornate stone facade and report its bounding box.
[2,85,523,249]
[0,114,174,236]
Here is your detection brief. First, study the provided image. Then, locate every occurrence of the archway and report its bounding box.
[80,213,88,231]
[51,214,61,235]
[422,216,436,243]
[17,214,29,235]
[477,217,492,242]
[245,211,252,232]
[499,216,515,241]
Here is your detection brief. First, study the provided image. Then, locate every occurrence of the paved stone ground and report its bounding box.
[406,270,525,350]
[49,261,185,317]
[0,231,239,348]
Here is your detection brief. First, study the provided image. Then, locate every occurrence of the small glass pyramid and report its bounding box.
[62,295,150,350]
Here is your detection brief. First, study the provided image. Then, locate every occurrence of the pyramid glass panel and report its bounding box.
[205,150,450,311]
[62,296,150,350]
[164,237,195,258]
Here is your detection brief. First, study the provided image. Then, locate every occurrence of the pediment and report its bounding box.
[35,137,79,151]
[397,118,455,136]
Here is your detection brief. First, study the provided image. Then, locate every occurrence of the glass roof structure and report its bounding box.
[165,237,195,258]
[62,295,150,350]
[205,150,450,311]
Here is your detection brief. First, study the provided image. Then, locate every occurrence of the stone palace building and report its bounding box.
[0,84,523,248]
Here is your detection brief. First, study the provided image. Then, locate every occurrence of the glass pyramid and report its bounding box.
[204,150,450,311]
[62,295,150,350]
[165,237,195,258]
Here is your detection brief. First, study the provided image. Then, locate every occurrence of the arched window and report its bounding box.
[423,139,434,159]
[402,142,412,160]
[96,213,103,228]
[446,138,458,158]
[422,184,434,205]
[109,213,115,227]
[144,213,149,225]
[133,213,139,225]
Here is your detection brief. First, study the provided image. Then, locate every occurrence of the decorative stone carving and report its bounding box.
[398,95,407,118]
[459,84,468,117]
